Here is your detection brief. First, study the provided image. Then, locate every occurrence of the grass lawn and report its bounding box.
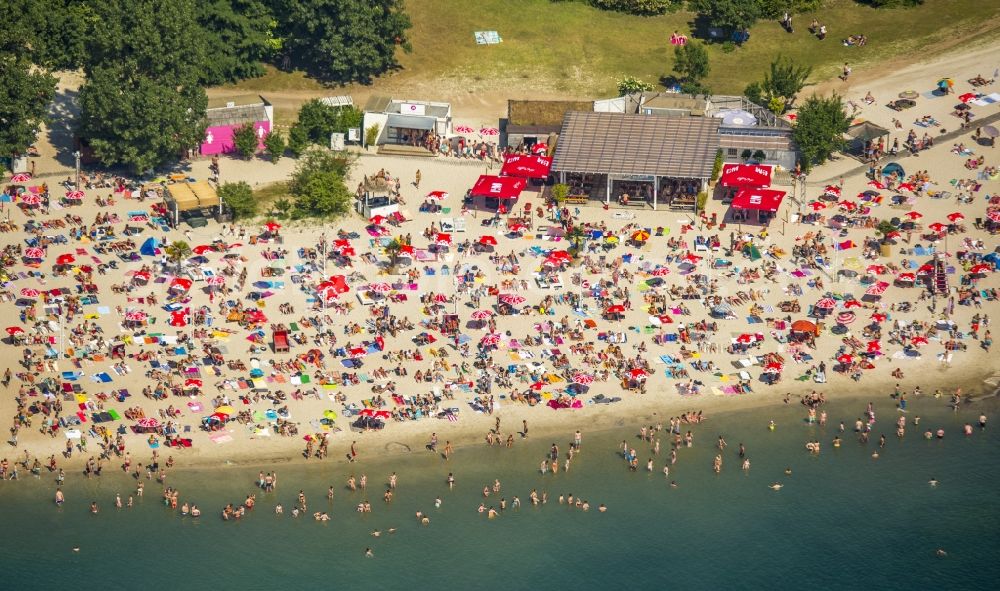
[220,0,1000,101]
[253,181,291,214]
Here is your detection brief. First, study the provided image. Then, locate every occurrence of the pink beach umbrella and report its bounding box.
[470,310,494,320]
[500,294,526,306]
[10,173,32,183]
[865,281,890,296]
[480,333,501,346]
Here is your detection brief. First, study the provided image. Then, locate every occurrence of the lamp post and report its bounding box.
[73,150,81,190]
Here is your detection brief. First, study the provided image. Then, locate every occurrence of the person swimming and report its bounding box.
[929,477,939,486]
[769,483,784,490]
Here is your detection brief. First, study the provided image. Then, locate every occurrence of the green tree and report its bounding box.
[792,94,851,171]
[588,0,682,16]
[744,81,764,106]
[616,75,653,96]
[289,147,355,218]
[858,0,923,7]
[287,123,309,156]
[77,0,208,173]
[275,0,412,83]
[274,197,293,218]
[195,0,275,85]
[3,0,91,70]
[551,183,569,203]
[218,181,257,219]
[0,55,57,158]
[690,0,762,32]
[673,41,710,84]
[164,240,192,273]
[762,56,812,106]
[233,123,260,159]
[264,130,285,163]
[295,100,363,143]
[293,170,353,218]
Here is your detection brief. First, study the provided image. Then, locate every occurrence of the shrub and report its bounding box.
[263,130,285,163]
[711,149,724,182]
[232,123,259,159]
[218,181,257,219]
[551,183,570,202]
[696,191,708,212]
[616,75,653,96]
[365,124,381,147]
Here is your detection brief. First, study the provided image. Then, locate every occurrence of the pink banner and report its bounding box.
[200,121,271,155]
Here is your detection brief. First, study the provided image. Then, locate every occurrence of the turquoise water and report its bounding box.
[1,396,997,590]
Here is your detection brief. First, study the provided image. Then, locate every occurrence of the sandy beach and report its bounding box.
[2,42,999,476]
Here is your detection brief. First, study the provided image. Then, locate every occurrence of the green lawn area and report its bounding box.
[253,181,291,213]
[221,0,1000,99]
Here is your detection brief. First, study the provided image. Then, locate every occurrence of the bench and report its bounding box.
[565,196,588,205]
[624,200,647,207]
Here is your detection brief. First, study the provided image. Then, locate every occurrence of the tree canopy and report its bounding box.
[673,41,710,93]
[293,100,364,144]
[763,56,812,102]
[275,0,412,82]
[0,55,57,157]
[792,94,851,170]
[77,0,207,172]
[218,181,258,219]
[588,0,682,16]
[689,0,762,32]
[195,0,275,85]
[232,124,260,159]
[289,148,354,218]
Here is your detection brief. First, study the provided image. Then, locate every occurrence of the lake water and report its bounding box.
[1,395,997,590]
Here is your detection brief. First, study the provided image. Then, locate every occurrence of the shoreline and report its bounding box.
[31,369,993,473]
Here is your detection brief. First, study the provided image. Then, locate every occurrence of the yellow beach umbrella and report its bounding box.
[214,405,235,415]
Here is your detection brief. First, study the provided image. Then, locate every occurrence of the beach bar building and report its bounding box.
[164,181,222,227]
[200,96,273,156]
[551,112,720,210]
[362,97,452,153]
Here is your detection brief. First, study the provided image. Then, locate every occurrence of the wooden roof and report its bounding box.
[166,183,199,211]
[189,181,219,208]
[552,112,721,179]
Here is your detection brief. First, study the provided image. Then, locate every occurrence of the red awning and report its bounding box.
[719,163,773,188]
[471,175,527,199]
[499,154,552,179]
[731,188,786,212]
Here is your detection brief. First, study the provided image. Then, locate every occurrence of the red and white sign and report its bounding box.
[470,175,527,199]
[719,163,773,188]
[731,189,786,212]
[499,155,552,179]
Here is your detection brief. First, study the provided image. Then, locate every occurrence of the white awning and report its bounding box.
[387,114,435,130]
